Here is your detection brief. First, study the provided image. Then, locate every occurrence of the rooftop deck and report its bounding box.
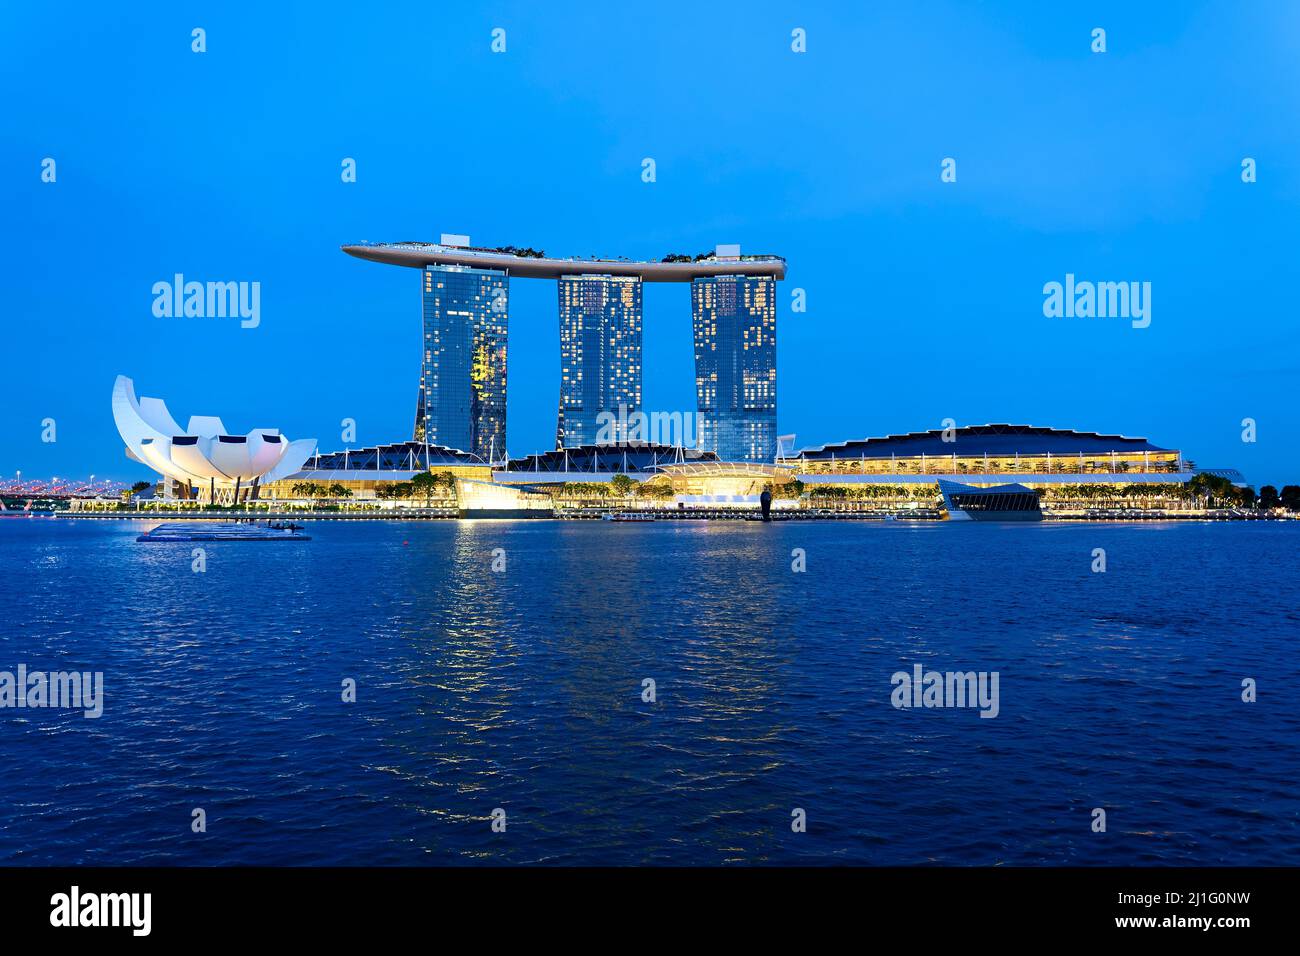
[341,242,786,281]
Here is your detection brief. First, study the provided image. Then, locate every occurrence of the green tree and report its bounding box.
[291,481,323,506]
[610,473,637,497]
[558,482,608,499]
[771,479,805,500]
[411,471,438,506]
[1188,473,1235,508]
[1259,485,1281,509]
[434,471,458,500]
[1281,486,1300,511]
[635,481,674,499]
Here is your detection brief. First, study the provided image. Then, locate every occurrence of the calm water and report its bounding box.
[1,517,1297,866]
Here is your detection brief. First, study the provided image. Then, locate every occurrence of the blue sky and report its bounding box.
[3,1,1298,485]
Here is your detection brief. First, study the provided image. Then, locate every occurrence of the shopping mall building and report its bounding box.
[787,423,1241,512]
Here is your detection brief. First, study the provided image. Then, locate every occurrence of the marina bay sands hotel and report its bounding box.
[341,236,784,463]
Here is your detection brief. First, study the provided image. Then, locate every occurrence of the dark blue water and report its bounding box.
[1,517,1297,865]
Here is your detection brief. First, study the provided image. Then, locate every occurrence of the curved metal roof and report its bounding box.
[306,440,486,471]
[503,443,719,474]
[938,478,1035,495]
[342,243,786,282]
[652,461,793,478]
[797,424,1171,460]
[283,469,423,482]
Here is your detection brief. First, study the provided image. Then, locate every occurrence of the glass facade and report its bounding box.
[946,490,1042,513]
[414,265,508,460]
[691,275,777,462]
[556,275,643,448]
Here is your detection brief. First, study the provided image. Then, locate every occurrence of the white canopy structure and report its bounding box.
[112,375,316,500]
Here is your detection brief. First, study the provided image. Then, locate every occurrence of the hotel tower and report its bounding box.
[414,262,508,461]
[344,236,785,464]
[690,275,777,463]
[556,275,643,448]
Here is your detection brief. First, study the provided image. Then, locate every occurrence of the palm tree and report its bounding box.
[292,481,325,507]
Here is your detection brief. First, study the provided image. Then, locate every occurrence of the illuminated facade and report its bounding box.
[344,239,786,466]
[793,425,1209,513]
[261,440,492,500]
[415,265,508,461]
[691,276,777,463]
[557,275,642,448]
[794,425,1186,479]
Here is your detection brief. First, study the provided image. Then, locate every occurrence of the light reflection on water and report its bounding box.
[1,518,1298,865]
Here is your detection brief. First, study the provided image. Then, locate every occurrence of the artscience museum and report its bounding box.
[111,375,316,504]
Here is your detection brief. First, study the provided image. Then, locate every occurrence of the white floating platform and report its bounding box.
[137,522,311,542]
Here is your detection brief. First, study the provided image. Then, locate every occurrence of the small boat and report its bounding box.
[137,522,311,542]
[603,512,655,522]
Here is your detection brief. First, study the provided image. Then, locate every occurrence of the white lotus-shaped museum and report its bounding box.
[112,375,316,495]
